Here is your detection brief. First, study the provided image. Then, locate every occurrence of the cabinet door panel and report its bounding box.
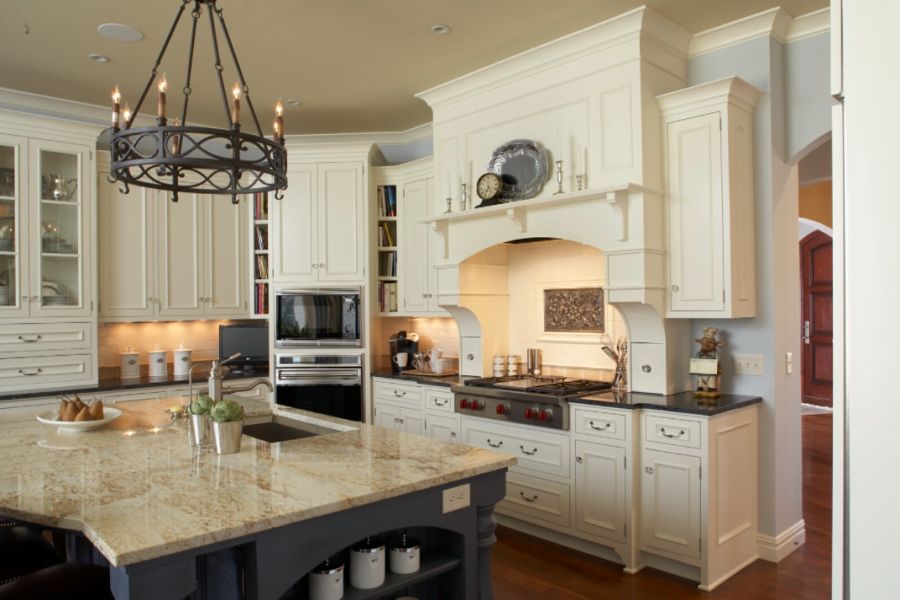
[158,192,203,317]
[424,412,459,443]
[400,406,424,435]
[575,440,627,542]
[272,163,317,282]
[317,162,364,281]
[400,178,430,313]
[373,400,400,430]
[99,180,155,319]
[0,134,29,318]
[204,195,246,317]
[640,448,701,559]
[666,112,724,312]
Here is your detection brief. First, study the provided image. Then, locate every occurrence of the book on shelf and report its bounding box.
[378,281,398,312]
[379,222,395,247]
[254,192,269,220]
[256,255,269,280]
[255,225,267,251]
[255,282,268,314]
[377,185,397,218]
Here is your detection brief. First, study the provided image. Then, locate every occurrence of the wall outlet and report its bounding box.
[442,483,471,514]
[734,354,764,376]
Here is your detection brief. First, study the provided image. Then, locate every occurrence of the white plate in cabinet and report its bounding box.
[424,387,454,413]
[574,440,627,543]
[644,414,702,450]
[0,354,94,392]
[460,418,569,479]
[500,471,571,528]
[640,447,701,560]
[373,379,423,407]
[423,412,459,444]
[572,407,627,441]
[0,322,92,353]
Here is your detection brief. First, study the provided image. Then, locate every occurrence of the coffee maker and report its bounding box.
[388,331,419,374]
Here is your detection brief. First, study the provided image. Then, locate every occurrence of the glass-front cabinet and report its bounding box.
[0,136,91,319]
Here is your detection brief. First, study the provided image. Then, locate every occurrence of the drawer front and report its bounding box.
[103,390,166,404]
[644,413,703,449]
[499,472,571,528]
[0,353,94,393]
[572,407,627,441]
[461,418,569,479]
[373,379,423,407]
[0,322,92,352]
[424,387,454,413]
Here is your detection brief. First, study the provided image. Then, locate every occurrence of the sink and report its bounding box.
[243,416,339,443]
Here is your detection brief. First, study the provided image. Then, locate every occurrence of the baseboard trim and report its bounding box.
[757,519,806,562]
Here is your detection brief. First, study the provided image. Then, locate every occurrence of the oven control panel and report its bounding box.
[454,394,567,430]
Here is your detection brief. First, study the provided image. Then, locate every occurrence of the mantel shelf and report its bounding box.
[419,182,659,229]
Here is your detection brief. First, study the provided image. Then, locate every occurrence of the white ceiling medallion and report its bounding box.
[98,23,145,43]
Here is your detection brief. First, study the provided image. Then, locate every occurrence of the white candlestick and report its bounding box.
[446,173,451,198]
[556,129,562,162]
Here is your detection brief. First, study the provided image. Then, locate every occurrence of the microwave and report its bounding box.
[274,288,362,348]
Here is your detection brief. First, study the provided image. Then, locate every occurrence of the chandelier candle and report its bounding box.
[157,74,167,120]
[122,104,132,128]
[275,100,284,140]
[231,84,241,126]
[172,118,182,155]
[111,86,121,129]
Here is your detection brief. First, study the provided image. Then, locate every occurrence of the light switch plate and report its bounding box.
[442,483,471,514]
[734,354,764,376]
[786,352,793,374]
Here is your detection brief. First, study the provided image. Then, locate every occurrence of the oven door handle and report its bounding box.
[276,369,362,386]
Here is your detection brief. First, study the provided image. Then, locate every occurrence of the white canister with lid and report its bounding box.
[120,348,140,380]
[349,537,385,589]
[389,531,420,575]
[148,349,168,378]
[309,555,344,600]
[173,345,192,378]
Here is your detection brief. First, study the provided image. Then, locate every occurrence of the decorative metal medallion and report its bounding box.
[487,139,549,201]
[543,287,605,333]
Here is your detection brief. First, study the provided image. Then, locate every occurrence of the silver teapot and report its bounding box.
[43,174,77,201]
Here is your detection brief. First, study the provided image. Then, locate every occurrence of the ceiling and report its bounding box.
[0,0,827,135]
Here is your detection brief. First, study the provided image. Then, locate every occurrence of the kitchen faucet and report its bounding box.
[186,353,274,407]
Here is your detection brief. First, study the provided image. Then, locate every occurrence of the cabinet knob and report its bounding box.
[31,295,39,302]
[21,295,29,303]
[645,466,654,475]
[575,456,584,464]
[450,431,456,437]
[671,284,679,292]
[466,353,475,361]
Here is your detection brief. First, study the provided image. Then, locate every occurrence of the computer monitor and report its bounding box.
[219,323,269,369]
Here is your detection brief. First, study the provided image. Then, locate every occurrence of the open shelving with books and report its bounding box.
[250,192,270,318]
[376,184,399,315]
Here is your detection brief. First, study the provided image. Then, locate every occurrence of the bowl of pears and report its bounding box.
[37,395,122,433]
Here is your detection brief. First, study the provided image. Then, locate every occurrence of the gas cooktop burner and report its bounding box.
[463,376,611,396]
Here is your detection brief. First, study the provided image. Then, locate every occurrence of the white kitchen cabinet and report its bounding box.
[400,177,441,314]
[271,160,365,284]
[373,398,400,430]
[657,77,761,318]
[99,154,248,321]
[423,411,459,443]
[640,447,702,559]
[574,439,628,543]
[373,399,423,435]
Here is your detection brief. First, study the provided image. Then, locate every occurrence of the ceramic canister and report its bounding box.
[388,532,420,575]
[148,349,167,378]
[349,537,385,590]
[173,347,192,377]
[120,350,140,379]
[309,555,344,600]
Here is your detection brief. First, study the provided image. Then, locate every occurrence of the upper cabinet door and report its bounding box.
[98,178,156,320]
[29,139,92,318]
[665,112,725,313]
[203,195,247,317]
[317,162,364,282]
[157,192,203,318]
[272,163,317,282]
[400,178,430,313]
[0,134,29,319]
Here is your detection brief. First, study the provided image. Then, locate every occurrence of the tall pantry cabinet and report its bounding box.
[0,110,100,393]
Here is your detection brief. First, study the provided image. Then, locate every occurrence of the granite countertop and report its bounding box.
[371,370,472,388]
[0,366,269,402]
[0,397,515,567]
[567,390,762,416]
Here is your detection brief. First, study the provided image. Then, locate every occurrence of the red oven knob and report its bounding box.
[496,403,509,415]
[524,408,535,419]
[459,398,470,409]
[473,400,485,411]
[538,409,552,422]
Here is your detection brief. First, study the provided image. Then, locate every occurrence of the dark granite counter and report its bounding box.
[371,370,472,388]
[567,390,761,416]
[0,366,269,402]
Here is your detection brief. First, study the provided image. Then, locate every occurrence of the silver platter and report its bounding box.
[487,139,549,201]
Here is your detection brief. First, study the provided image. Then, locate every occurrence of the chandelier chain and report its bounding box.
[215,5,264,136]
[179,3,202,125]
[205,2,233,126]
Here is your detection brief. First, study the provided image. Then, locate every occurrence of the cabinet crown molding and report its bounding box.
[656,76,763,116]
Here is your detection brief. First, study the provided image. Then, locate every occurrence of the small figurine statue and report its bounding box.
[693,326,723,399]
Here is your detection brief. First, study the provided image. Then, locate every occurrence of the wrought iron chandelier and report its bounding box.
[108,0,287,204]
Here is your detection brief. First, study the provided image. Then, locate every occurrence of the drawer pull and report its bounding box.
[433,398,449,407]
[393,390,407,397]
[450,431,457,438]
[645,466,654,475]
[588,420,611,431]
[17,335,43,343]
[519,491,539,503]
[18,368,43,376]
[486,438,503,448]
[660,427,686,439]
[519,445,538,456]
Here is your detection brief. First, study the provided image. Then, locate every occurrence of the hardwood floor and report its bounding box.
[492,414,832,599]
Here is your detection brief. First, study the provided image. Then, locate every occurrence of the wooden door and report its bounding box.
[801,230,834,406]
[317,162,364,282]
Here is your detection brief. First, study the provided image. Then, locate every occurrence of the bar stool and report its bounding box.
[0,522,63,586]
[0,563,113,600]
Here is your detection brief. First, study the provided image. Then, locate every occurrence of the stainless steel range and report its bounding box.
[451,376,612,431]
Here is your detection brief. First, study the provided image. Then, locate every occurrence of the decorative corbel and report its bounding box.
[605,190,628,241]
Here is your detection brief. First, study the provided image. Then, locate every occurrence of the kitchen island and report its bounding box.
[0,397,514,600]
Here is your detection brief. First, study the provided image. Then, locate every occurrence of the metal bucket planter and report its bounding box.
[212,420,244,455]
[190,414,211,446]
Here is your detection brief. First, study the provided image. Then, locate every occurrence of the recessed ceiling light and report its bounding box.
[430,24,451,35]
[286,99,302,107]
[88,53,110,63]
[98,23,144,43]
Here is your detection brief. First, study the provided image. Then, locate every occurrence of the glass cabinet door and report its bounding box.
[0,134,28,317]
[30,139,90,316]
